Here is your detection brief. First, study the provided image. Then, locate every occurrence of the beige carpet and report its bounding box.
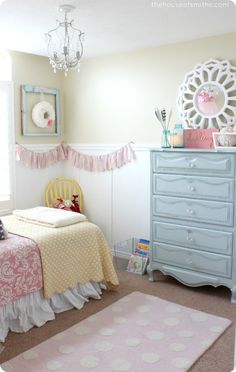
[0,270,235,372]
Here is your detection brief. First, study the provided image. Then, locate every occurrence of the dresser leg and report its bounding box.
[147,265,156,282]
[231,286,236,304]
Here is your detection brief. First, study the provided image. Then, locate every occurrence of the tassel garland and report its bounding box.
[15,142,135,171]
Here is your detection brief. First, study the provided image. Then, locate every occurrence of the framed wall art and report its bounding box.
[21,84,60,137]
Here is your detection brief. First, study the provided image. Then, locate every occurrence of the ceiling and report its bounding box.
[0,0,236,59]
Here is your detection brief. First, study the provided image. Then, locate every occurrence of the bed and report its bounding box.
[0,179,119,342]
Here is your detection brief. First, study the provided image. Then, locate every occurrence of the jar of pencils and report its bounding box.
[161,130,171,148]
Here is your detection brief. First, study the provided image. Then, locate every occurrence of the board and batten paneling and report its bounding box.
[15,144,151,253]
[15,144,67,209]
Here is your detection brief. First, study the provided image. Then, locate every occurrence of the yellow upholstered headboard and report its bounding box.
[44,177,83,212]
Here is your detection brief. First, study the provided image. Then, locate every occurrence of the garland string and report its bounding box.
[15,142,135,171]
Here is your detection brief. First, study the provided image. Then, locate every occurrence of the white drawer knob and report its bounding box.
[188,162,195,168]
[186,208,194,215]
[186,235,193,242]
[188,185,195,192]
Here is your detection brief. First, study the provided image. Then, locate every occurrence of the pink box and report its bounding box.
[183,129,219,149]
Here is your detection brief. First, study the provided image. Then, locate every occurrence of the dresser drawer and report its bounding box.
[152,242,232,278]
[152,152,234,177]
[153,174,234,202]
[153,195,234,226]
[153,221,233,255]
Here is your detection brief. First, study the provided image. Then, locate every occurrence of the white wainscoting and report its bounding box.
[15,143,157,254]
[15,144,66,210]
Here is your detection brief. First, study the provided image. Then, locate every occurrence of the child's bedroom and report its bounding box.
[0,0,236,371]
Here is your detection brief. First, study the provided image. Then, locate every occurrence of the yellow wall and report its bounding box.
[64,32,236,144]
[11,33,236,145]
[11,51,64,144]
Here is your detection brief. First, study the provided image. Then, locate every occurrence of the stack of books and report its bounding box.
[134,239,150,257]
[127,239,150,275]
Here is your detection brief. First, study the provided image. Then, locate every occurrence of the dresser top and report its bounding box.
[151,148,236,154]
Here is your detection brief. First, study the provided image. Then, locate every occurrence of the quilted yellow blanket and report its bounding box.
[2,216,119,299]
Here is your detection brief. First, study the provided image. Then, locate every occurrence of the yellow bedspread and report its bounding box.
[2,215,119,299]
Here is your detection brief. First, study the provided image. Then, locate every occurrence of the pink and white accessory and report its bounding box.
[3,291,231,372]
[66,143,135,172]
[16,142,135,171]
[0,234,42,306]
[32,101,55,128]
[197,90,219,116]
[15,143,67,169]
[184,128,219,149]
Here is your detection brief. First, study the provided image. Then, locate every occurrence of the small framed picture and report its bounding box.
[21,84,60,137]
[127,254,148,275]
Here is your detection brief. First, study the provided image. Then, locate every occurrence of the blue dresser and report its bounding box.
[148,149,236,303]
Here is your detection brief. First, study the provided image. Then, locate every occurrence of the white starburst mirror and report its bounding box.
[177,59,236,129]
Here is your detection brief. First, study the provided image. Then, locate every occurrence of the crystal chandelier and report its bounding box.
[46,4,84,76]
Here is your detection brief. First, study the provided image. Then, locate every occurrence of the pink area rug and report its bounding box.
[1,291,231,372]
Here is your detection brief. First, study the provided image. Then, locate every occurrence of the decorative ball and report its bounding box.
[218,126,236,147]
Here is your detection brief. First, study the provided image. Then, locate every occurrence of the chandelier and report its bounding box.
[46,4,84,76]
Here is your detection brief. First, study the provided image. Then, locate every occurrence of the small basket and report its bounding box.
[212,132,236,151]
[113,238,150,274]
[113,238,139,259]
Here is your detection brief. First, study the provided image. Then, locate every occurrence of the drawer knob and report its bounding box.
[186,235,193,242]
[188,185,195,192]
[188,162,195,168]
[186,208,194,215]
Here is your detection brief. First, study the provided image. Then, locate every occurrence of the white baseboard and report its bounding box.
[111,250,130,259]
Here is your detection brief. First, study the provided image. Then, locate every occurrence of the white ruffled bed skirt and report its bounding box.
[0,281,106,343]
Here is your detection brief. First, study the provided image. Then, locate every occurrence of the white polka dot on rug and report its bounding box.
[1,362,13,372]
[58,345,75,354]
[46,361,63,370]
[178,330,194,338]
[111,306,123,313]
[80,355,100,369]
[74,326,91,335]
[146,330,165,340]
[111,358,132,371]
[99,327,115,336]
[141,352,160,363]
[136,305,151,313]
[114,317,127,324]
[172,357,190,369]
[95,341,114,352]
[87,315,98,322]
[125,338,141,347]
[190,313,208,322]
[210,325,224,333]
[144,294,156,301]
[52,333,65,340]
[166,305,181,313]
[136,319,150,326]
[22,350,39,360]
[164,317,180,326]
[119,297,131,303]
[169,343,186,352]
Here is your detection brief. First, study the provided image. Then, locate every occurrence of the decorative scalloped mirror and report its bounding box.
[177,59,236,129]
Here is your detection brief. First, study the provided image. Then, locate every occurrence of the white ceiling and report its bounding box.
[0,0,235,59]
